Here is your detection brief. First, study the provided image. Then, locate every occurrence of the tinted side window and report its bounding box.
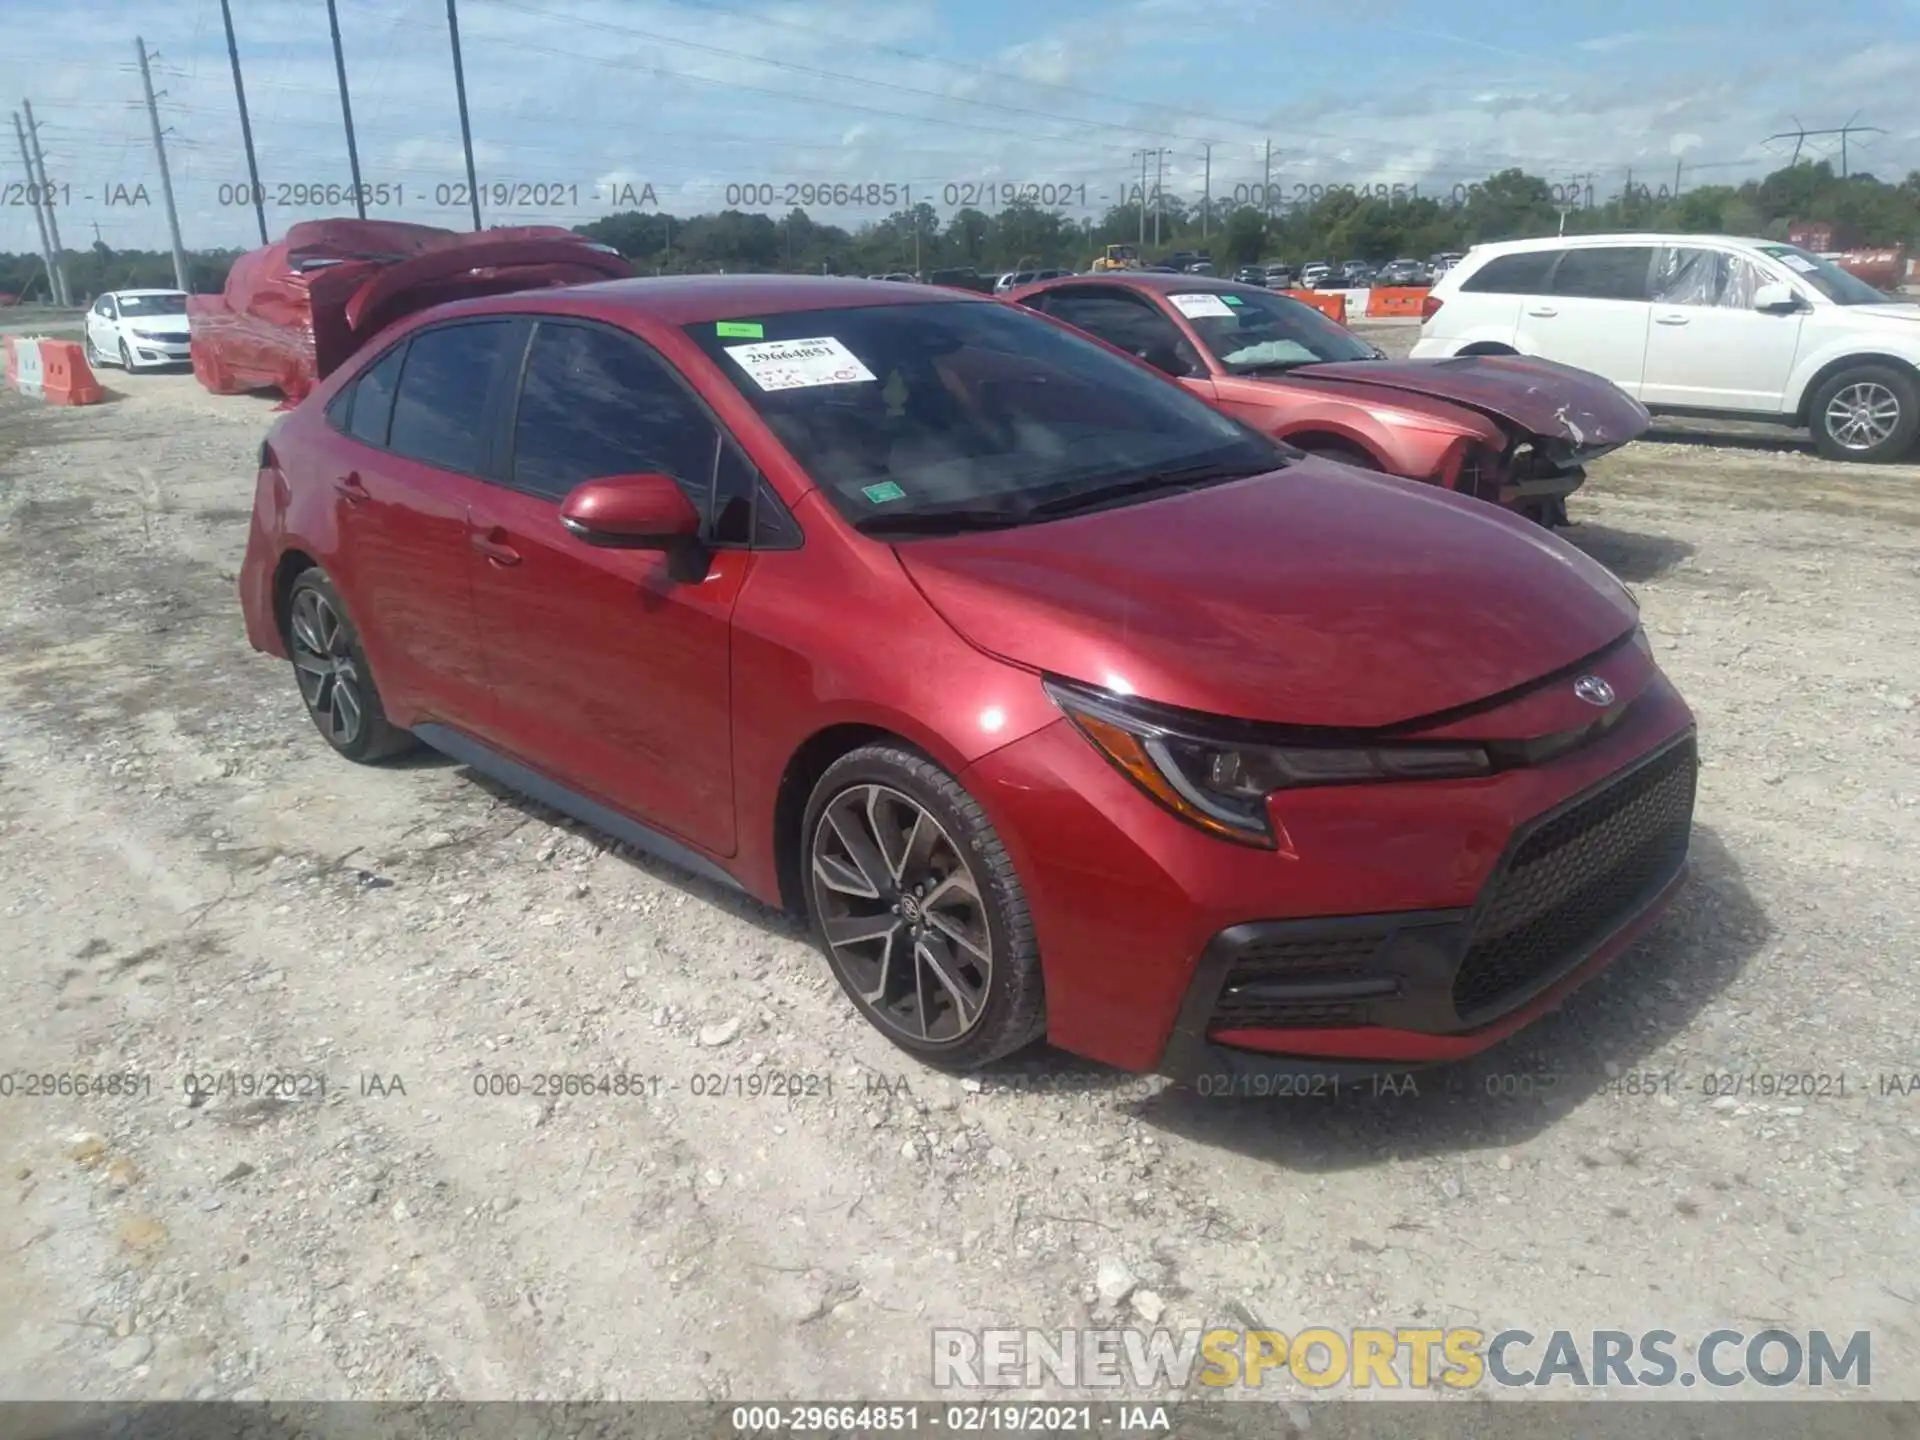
[511,321,720,512]
[387,321,515,473]
[1459,251,1557,294]
[1551,247,1654,301]
[1042,292,1194,371]
[344,345,407,447]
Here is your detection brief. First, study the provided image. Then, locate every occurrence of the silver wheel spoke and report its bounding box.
[809,782,996,1045]
[292,652,332,677]
[331,681,362,741]
[824,912,903,947]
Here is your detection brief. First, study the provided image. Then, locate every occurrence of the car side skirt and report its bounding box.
[410,722,745,894]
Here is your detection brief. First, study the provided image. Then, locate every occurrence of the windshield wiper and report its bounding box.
[1026,459,1272,519]
[852,506,1030,537]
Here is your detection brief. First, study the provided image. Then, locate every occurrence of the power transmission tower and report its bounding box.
[10,111,59,305]
[1153,148,1168,247]
[1764,116,1885,176]
[218,0,268,244]
[136,39,191,291]
[21,101,70,306]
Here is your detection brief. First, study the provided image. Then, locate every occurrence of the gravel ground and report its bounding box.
[1,363,1917,1407]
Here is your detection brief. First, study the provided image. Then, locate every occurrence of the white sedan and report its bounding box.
[84,288,192,371]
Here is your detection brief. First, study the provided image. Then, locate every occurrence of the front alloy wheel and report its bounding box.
[802,746,1045,1068]
[812,784,992,1043]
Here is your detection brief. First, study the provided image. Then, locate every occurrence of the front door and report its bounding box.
[88,297,119,361]
[1638,246,1803,414]
[465,318,750,858]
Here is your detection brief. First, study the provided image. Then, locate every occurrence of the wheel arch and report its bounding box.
[771,722,918,917]
[1456,341,1519,356]
[271,547,320,641]
[1791,351,1920,426]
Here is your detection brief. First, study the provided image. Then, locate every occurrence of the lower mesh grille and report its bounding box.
[1210,934,1387,1030]
[1451,738,1696,1018]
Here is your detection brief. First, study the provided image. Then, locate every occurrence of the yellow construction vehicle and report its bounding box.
[1091,244,1140,272]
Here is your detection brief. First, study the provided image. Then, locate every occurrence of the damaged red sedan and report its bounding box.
[1008,271,1650,526]
[240,275,1696,1082]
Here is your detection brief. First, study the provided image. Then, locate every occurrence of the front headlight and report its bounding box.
[1044,678,1492,848]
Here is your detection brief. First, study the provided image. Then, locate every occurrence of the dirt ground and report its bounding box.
[1,358,1917,1408]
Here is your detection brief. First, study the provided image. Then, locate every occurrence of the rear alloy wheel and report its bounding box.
[803,745,1045,1068]
[1809,364,1918,463]
[285,569,415,763]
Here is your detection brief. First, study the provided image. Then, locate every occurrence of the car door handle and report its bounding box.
[470,528,522,566]
[1525,306,1558,318]
[334,473,370,504]
[1654,313,1691,325]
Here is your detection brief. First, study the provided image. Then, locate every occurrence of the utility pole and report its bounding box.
[11,111,59,306]
[325,0,367,219]
[1263,139,1272,218]
[218,0,269,245]
[136,39,191,291]
[1132,149,1149,250]
[21,102,70,306]
[1673,157,1683,198]
[1153,148,1166,247]
[1201,142,1211,242]
[446,0,483,231]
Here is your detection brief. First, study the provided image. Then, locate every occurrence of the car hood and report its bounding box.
[1287,355,1650,451]
[896,459,1638,729]
[120,313,191,336]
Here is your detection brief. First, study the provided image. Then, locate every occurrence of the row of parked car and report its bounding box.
[204,216,1731,1087]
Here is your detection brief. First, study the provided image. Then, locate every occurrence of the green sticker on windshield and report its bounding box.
[716,321,764,338]
[862,481,906,504]
[1222,294,1245,306]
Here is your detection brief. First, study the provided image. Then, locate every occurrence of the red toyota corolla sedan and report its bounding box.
[239,274,1697,1082]
[1005,272,1650,527]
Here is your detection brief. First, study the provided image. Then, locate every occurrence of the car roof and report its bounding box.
[420,273,988,327]
[1010,272,1274,300]
[1464,232,1780,256]
[109,288,187,297]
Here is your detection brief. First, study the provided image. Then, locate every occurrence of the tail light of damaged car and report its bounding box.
[246,279,1695,1084]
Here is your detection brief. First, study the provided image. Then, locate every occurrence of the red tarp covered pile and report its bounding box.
[188,218,633,402]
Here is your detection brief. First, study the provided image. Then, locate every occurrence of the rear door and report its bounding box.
[323,318,516,730]
[1517,245,1655,395]
[464,317,753,857]
[1638,245,1802,414]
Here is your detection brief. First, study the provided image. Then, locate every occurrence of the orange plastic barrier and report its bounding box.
[2,335,18,391]
[36,339,105,405]
[1364,286,1432,318]
[1284,289,1347,324]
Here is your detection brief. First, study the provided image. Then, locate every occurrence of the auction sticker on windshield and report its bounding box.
[1168,293,1236,319]
[725,336,876,391]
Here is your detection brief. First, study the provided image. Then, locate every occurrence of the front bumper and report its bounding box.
[1159,731,1695,1083]
[128,339,192,367]
[960,653,1697,1076]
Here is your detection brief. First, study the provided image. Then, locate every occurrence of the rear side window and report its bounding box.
[387,320,516,473]
[344,346,405,448]
[1550,246,1654,301]
[1458,250,1557,294]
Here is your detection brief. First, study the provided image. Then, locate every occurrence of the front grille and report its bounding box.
[1210,933,1386,1030]
[1451,738,1696,1018]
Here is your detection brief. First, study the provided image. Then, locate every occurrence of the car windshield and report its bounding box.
[117,293,187,316]
[1754,244,1889,306]
[1169,288,1379,374]
[684,298,1283,536]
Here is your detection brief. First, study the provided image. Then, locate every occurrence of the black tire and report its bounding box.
[1808,363,1919,463]
[1457,343,1518,356]
[283,568,415,764]
[801,743,1045,1070]
[118,338,135,373]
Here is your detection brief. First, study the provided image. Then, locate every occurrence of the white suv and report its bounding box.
[1412,233,1920,462]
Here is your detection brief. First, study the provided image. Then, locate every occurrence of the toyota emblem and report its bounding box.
[1574,674,1615,707]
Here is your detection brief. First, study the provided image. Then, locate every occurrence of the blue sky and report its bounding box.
[2,0,1916,253]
